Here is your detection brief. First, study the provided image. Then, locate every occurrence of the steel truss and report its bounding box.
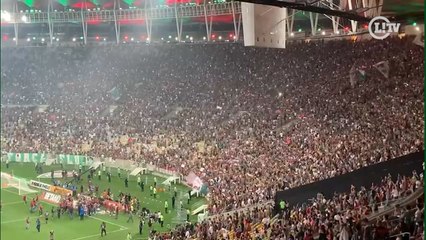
[2,0,383,45]
[3,0,242,45]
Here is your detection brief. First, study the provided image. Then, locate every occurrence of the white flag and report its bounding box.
[373,61,390,78]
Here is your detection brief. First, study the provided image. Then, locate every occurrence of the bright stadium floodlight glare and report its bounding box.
[131,37,134,41]
[12,37,16,41]
[218,36,222,40]
[1,11,11,22]
[146,37,150,42]
[186,35,189,39]
[161,37,164,40]
[290,32,294,37]
[203,36,206,40]
[21,15,28,23]
[168,35,172,39]
[189,36,193,41]
[415,27,420,31]
[335,30,340,34]
[27,37,30,42]
[175,37,178,41]
[103,38,107,41]
[321,31,326,35]
[72,37,76,42]
[41,38,45,42]
[56,38,59,41]
[32,37,36,40]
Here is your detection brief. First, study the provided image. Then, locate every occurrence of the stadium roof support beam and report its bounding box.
[113,0,121,45]
[174,3,183,42]
[13,1,19,46]
[286,9,295,34]
[144,0,153,42]
[309,11,319,35]
[203,1,213,42]
[48,0,54,45]
[80,6,88,45]
[231,1,242,42]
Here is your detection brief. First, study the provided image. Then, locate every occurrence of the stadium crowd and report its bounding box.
[162,172,424,240]
[1,36,424,239]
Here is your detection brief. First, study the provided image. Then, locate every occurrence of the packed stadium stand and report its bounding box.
[1,35,424,239]
[1,0,424,239]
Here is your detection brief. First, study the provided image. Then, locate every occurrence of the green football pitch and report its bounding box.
[0,163,206,240]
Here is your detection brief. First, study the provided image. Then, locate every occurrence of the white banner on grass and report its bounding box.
[29,180,52,191]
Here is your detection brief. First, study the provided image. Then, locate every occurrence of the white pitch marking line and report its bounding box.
[70,228,126,240]
[88,215,128,230]
[1,216,38,224]
[2,200,24,206]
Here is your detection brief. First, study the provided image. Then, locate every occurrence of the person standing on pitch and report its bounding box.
[126,232,133,240]
[140,180,144,192]
[49,230,54,240]
[172,195,175,209]
[98,169,101,180]
[153,187,157,198]
[164,201,168,213]
[36,218,41,232]
[153,177,157,187]
[139,219,144,235]
[137,175,141,187]
[100,222,107,237]
[124,177,129,188]
[107,171,111,183]
[127,211,133,223]
[118,167,121,179]
[25,217,30,230]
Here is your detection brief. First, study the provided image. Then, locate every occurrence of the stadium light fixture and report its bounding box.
[56,38,59,42]
[103,38,107,41]
[186,35,189,39]
[27,38,31,42]
[335,30,340,34]
[12,37,16,41]
[32,37,36,40]
[189,36,193,41]
[203,36,206,40]
[175,37,178,41]
[131,37,134,41]
[218,36,222,40]
[413,22,417,26]
[321,31,325,35]
[290,32,294,37]
[41,38,45,42]
[318,28,321,31]
[415,27,420,31]
[168,35,172,39]
[72,37,76,42]
[161,37,164,40]
[298,28,302,32]
[146,37,150,42]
